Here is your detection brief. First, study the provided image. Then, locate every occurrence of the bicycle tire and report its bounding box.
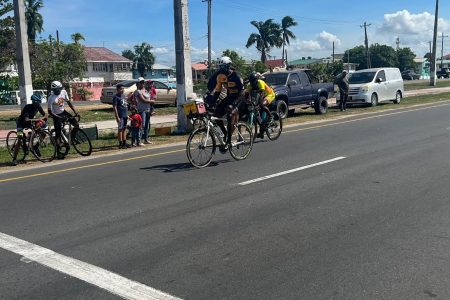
[265,112,283,141]
[186,127,216,168]
[50,129,70,158]
[6,131,27,161]
[229,122,253,161]
[71,128,92,156]
[30,130,57,162]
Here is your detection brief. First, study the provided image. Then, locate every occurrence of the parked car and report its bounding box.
[263,70,334,118]
[401,70,421,80]
[345,68,404,106]
[100,79,177,106]
[436,68,450,79]
[4,89,47,105]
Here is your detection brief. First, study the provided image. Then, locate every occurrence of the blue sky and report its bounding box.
[40,0,450,65]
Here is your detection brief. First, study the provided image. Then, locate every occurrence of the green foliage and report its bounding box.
[221,49,268,79]
[71,32,85,44]
[30,38,86,91]
[25,0,44,42]
[0,75,18,91]
[370,44,398,68]
[0,0,15,68]
[397,47,417,71]
[281,16,298,61]
[310,61,344,82]
[246,19,282,62]
[75,87,94,100]
[122,43,155,77]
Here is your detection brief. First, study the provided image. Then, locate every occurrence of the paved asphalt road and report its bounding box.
[2,101,450,299]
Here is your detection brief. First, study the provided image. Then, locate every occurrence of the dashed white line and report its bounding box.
[0,232,181,300]
[238,157,347,186]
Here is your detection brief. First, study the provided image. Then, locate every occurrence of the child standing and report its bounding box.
[112,84,130,148]
[129,106,142,146]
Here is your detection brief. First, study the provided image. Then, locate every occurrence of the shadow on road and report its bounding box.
[140,159,232,173]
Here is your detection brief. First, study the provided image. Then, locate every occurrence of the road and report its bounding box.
[1,101,450,299]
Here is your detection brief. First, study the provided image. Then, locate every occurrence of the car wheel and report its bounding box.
[393,91,402,104]
[370,93,378,107]
[314,96,328,114]
[276,100,288,119]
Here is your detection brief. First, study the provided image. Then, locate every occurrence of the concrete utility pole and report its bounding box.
[430,0,439,86]
[438,32,448,69]
[174,0,194,133]
[332,41,335,63]
[13,0,33,108]
[396,36,400,50]
[202,0,212,75]
[360,22,372,68]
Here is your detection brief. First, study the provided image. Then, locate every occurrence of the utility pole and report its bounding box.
[174,0,194,133]
[396,36,400,50]
[360,22,372,68]
[347,50,350,72]
[202,0,212,75]
[13,0,33,108]
[332,41,335,63]
[438,32,448,69]
[430,0,439,86]
[429,41,432,57]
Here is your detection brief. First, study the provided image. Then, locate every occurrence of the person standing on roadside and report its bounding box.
[335,70,349,111]
[112,84,130,149]
[145,80,157,116]
[134,77,154,145]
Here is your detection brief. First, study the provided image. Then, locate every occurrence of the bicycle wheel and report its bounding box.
[6,131,26,161]
[186,127,216,168]
[30,130,57,162]
[229,122,253,161]
[50,129,70,158]
[265,112,283,141]
[71,128,92,156]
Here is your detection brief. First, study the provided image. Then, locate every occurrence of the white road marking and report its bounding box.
[238,157,347,186]
[0,232,181,300]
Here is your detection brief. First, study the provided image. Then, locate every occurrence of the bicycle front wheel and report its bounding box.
[6,131,26,161]
[71,128,92,156]
[30,130,56,162]
[265,112,283,141]
[186,127,216,168]
[229,122,253,161]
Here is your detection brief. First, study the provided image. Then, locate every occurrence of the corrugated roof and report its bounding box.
[152,63,173,70]
[265,59,285,68]
[192,63,208,71]
[84,47,131,63]
[289,58,322,65]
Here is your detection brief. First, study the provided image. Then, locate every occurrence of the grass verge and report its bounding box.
[404,79,450,91]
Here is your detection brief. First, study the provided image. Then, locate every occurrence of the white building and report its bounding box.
[84,47,133,84]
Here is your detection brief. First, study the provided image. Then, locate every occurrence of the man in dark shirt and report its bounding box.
[112,84,130,149]
[335,70,349,111]
[12,94,47,165]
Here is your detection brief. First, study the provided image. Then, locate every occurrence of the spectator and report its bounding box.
[334,70,349,111]
[128,106,142,147]
[134,77,154,145]
[145,80,157,116]
[112,84,130,149]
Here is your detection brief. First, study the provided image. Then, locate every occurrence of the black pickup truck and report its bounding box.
[264,70,334,118]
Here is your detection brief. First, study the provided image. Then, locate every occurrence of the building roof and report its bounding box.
[84,47,131,63]
[265,59,285,69]
[192,62,208,71]
[152,63,174,70]
[333,53,345,60]
[289,58,322,65]
[444,54,450,60]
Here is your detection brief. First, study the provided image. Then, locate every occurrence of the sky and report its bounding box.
[39,0,450,66]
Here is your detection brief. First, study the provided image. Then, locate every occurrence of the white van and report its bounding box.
[9,90,47,105]
[346,68,404,106]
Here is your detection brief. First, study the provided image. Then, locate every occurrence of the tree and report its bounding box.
[0,0,15,68]
[397,47,417,71]
[25,0,44,42]
[280,16,297,64]
[246,19,282,63]
[344,45,370,70]
[310,61,343,82]
[121,49,135,61]
[71,32,85,44]
[133,42,155,77]
[370,44,398,69]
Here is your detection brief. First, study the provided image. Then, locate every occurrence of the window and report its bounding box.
[152,81,168,89]
[376,70,386,82]
[288,74,300,85]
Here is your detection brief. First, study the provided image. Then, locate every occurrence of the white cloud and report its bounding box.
[116,43,131,49]
[153,47,170,54]
[318,31,341,48]
[293,40,323,51]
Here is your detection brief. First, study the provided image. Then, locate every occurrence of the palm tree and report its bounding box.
[121,49,135,61]
[246,19,282,63]
[133,43,155,77]
[25,0,44,42]
[281,16,298,64]
[71,32,85,44]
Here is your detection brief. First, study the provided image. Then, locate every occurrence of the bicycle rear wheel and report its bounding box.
[30,130,57,162]
[186,127,216,168]
[71,128,92,156]
[229,122,253,161]
[6,131,26,161]
[265,112,282,141]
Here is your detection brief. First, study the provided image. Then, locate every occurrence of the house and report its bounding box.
[132,63,175,83]
[192,62,209,82]
[265,59,286,71]
[414,57,430,79]
[0,63,18,77]
[288,58,322,69]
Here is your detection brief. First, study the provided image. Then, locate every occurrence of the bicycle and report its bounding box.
[6,119,57,163]
[245,91,282,141]
[50,114,92,158]
[185,101,254,168]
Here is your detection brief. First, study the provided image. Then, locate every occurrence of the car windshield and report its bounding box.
[115,80,136,88]
[348,72,376,84]
[264,74,289,86]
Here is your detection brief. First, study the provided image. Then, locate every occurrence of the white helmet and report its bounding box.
[219,56,232,65]
[51,81,63,89]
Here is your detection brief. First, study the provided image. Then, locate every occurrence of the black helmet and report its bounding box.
[248,72,258,83]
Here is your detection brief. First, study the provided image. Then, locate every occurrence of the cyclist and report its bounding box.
[12,94,47,165]
[206,56,244,148]
[245,72,276,138]
[47,81,79,143]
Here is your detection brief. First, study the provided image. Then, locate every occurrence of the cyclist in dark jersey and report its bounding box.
[12,94,47,165]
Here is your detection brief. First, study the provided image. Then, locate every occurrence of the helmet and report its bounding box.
[51,81,63,89]
[31,94,42,103]
[219,56,232,65]
[248,72,258,84]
